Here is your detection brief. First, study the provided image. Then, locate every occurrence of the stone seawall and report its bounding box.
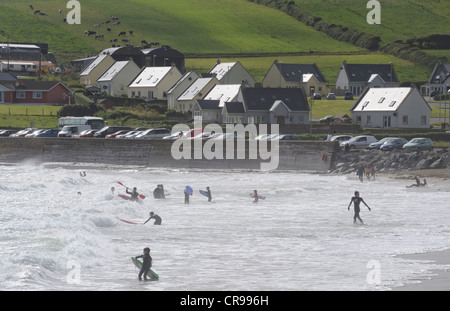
[0,138,339,171]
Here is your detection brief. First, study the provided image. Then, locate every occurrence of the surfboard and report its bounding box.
[250,193,266,200]
[199,190,210,197]
[117,217,141,225]
[185,186,193,195]
[131,257,159,280]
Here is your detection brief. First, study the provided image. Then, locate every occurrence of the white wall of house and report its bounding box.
[98,61,141,96]
[167,71,199,109]
[128,67,182,100]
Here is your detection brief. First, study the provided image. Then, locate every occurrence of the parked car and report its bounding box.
[379,138,408,151]
[162,131,185,140]
[189,132,215,140]
[313,93,321,100]
[209,132,245,140]
[344,91,354,100]
[35,128,60,137]
[117,130,143,139]
[340,135,377,149]
[10,128,37,137]
[254,134,279,140]
[330,135,353,144]
[94,126,133,138]
[0,129,18,137]
[403,138,434,151]
[319,115,335,124]
[76,129,99,138]
[135,128,171,139]
[326,93,336,100]
[176,129,204,140]
[25,129,45,137]
[270,134,300,141]
[368,137,399,150]
[105,130,131,139]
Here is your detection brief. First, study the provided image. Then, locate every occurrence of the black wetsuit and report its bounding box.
[144,214,162,225]
[153,187,163,199]
[126,188,139,201]
[136,253,152,280]
[206,189,212,202]
[348,196,370,223]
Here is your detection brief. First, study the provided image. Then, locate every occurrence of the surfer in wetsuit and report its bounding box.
[144,212,162,225]
[348,191,371,224]
[206,186,212,202]
[406,176,421,188]
[126,187,140,201]
[253,190,258,203]
[135,247,152,281]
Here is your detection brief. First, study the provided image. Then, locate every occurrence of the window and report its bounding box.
[402,115,408,125]
[389,101,396,107]
[356,116,362,123]
[0,91,3,103]
[17,91,26,99]
[421,116,427,125]
[33,91,42,99]
[366,115,371,124]
[378,97,385,103]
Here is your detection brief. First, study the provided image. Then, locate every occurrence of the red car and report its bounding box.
[105,130,131,139]
[77,129,99,138]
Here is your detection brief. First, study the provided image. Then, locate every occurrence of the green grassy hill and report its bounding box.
[292,0,450,46]
[0,0,363,54]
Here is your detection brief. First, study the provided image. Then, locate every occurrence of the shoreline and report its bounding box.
[392,249,450,291]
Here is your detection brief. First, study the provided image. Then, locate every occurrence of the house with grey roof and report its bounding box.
[79,54,115,86]
[97,60,141,96]
[192,87,310,125]
[350,87,431,128]
[262,60,328,96]
[128,66,182,100]
[420,62,450,96]
[336,61,399,96]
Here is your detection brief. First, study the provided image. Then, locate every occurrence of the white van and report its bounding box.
[58,125,92,137]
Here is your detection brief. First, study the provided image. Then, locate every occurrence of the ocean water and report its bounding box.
[1,163,449,291]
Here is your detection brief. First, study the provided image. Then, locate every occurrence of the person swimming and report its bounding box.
[143,212,162,225]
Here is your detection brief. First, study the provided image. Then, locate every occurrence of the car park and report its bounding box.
[10,128,37,137]
[403,138,434,151]
[94,126,133,138]
[340,135,377,149]
[135,128,171,139]
[379,138,408,151]
[0,129,18,137]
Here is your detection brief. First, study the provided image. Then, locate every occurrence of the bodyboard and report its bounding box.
[199,190,210,197]
[131,257,159,280]
[185,186,193,195]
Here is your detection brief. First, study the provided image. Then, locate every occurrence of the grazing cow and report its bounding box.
[129,30,134,36]
[118,31,126,36]
[94,24,101,28]
[104,20,110,24]
[107,27,111,32]
[122,39,130,43]
[34,10,40,15]
[58,9,62,15]
[113,21,121,25]
[63,18,67,23]
[109,38,118,42]
[30,5,34,10]
[95,34,104,40]
[141,40,148,46]
[87,31,96,36]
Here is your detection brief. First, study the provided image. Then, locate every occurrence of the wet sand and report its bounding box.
[393,249,450,291]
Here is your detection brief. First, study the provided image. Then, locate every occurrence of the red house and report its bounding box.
[0,76,71,105]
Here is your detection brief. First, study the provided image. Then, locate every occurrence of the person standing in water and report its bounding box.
[348,191,371,224]
[206,186,212,202]
[135,247,152,281]
[252,190,259,203]
[143,212,162,225]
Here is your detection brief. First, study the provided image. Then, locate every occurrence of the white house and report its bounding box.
[208,61,256,87]
[79,54,115,86]
[203,84,241,107]
[167,71,199,109]
[128,66,182,100]
[350,87,431,128]
[420,62,450,96]
[336,61,399,96]
[97,60,141,96]
[176,76,219,112]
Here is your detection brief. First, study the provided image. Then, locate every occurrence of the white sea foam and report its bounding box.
[1,164,449,290]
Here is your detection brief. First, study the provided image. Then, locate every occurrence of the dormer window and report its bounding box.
[378,97,385,103]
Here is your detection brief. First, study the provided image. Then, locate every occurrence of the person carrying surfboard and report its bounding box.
[206,186,212,202]
[348,191,371,224]
[143,212,162,225]
[126,187,140,201]
[253,190,259,203]
[135,247,152,281]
